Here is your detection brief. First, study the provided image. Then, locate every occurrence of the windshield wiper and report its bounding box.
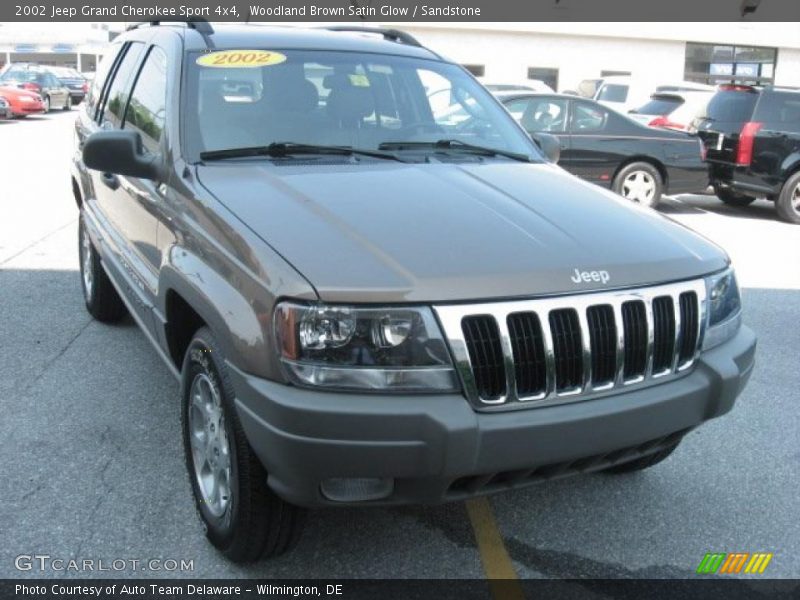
[200,142,403,162]
[378,139,533,163]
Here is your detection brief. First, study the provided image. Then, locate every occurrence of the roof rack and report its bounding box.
[125,18,214,35]
[125,18,214,49]
[324,26,422,47]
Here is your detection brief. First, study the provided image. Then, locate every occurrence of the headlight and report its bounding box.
[703,267,742,350]
[20,96,34,103]
[274,302,458,392]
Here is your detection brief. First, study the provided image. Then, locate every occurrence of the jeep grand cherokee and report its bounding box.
[71,22,756,562]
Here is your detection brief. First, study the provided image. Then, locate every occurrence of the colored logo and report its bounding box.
[696,552,773,575]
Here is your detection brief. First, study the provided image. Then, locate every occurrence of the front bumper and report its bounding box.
[232,325,755,507]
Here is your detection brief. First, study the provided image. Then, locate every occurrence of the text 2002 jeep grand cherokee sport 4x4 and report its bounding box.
[71,22,756,562]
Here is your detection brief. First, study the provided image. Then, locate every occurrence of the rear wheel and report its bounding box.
[78,216,127,323]
[775,171,800,224]
[603,445,678,474]
[43,96,51,113]
[612,162,663,208]
[714,184,756,208]
[63,95,72,111]
[182,327,305,562]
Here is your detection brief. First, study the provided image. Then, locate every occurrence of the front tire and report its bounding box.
[714,184,756,208]
[612,162,663,208]
[775,171,800,224]
[43,96,51,113]
[63,95,72,111]
[181,327,305,562]
[78,216,127,323]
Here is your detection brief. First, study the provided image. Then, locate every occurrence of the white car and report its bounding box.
[478,77,554,94]
[628,89,715,131]
[595,76,714,113]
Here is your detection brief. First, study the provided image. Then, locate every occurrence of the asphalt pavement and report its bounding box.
[1,111,798,580]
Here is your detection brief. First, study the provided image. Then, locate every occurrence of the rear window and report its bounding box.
[632,96,683,115]
[597,84,628,103]
[700,90,758,123]
[753,91,800,132]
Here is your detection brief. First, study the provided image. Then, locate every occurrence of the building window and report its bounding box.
[685,42,777,85]
[527,67,559,91]
[601,70,631,77]
[462,64,485,77]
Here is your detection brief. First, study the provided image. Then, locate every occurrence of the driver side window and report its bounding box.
[570,101,609,133]
[505,97,567,133]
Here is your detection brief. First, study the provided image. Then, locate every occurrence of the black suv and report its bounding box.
[693,85,800,223]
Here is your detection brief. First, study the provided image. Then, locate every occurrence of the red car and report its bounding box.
[0,85,46,117]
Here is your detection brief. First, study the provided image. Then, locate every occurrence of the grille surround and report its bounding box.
[434,279,706,411]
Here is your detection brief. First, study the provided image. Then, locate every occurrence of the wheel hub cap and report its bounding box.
[622,171,656,203]
[792,183,800,213]
[188,373,232,518]
[80,229,93,298]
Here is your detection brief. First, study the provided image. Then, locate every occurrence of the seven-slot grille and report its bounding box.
[435,280,706,409]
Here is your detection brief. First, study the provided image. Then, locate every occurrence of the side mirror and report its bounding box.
[530,132,561,163]
[83,130,162,180]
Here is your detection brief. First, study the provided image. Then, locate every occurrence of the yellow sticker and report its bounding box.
[348,74,370,87]
[196,50,287,69]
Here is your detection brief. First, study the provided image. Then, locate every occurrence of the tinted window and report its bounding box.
[85,42,122,116]
[123,47,168,153]
[505,97,567,133]
[99,42,145,128]
[753,91,800,133]
[187,50,535,160]
[633,96,684,115]
[700,90,758,123]
[571,101,609,132]
[597,84,628,103]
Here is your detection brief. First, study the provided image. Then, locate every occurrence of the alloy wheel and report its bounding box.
[80,226,94,299]
[188,373,232,518]
[622,170,656,204]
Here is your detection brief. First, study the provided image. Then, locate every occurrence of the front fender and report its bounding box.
[157,247,289,382]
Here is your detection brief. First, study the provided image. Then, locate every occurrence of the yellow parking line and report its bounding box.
[465,497,525,600]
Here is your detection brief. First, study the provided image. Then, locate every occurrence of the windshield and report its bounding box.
[184,49,538,161]
[597,84,628,103]
[699,90,758,123]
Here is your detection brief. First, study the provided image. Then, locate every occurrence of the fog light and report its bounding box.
[320,477,394,502]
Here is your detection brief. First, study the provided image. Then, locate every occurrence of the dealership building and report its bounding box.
[397,22,800,91]
[1,21,798,92]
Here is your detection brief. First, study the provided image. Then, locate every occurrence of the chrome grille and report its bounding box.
[434,280,706,410]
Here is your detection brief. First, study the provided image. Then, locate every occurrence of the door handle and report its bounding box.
[101,172,120,191]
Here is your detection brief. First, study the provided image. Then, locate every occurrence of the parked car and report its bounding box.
[0,85,46,117]
[594,77,712,114]
[498,92,708,206]
[49,66,90,105]
[478,77,554,93]
[0,66,71,111]
[0,95,11,119]
[593,76,653,112]
[73,22,754,562]
[691,84,800,224]
[629,90,715,131]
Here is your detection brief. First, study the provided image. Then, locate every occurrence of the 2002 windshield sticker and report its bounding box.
[196,50,287,68]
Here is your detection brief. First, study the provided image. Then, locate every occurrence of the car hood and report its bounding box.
[196,160,726,303]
